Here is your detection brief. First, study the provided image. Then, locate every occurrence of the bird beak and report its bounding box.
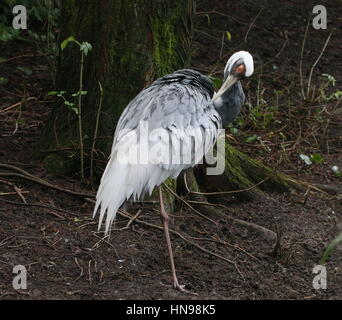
[212,74,238,102]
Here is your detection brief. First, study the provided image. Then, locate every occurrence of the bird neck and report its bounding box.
[213,81,243,128]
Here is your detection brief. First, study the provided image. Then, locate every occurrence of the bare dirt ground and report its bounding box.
[0,0,341,299]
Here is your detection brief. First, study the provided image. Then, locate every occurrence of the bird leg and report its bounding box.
[158,187,189,293]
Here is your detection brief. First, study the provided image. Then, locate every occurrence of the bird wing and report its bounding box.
[114,70,221,168]
[94,70,221,234]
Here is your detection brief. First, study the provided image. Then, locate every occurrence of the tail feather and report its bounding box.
[94,156,130,235]
[94,155,171,235]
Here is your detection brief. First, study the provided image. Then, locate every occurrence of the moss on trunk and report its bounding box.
[194,143,297,202]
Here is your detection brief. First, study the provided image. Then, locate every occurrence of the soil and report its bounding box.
[0,0,341,299]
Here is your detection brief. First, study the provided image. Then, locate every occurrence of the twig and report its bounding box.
[183,172,272,196]
[0,179,27,203]
[306,30,333,98]
[113,210,141,231]
[90,81,104,183]
[258,36,288,70]
[187,234,260,262]
[0,163,93,198]
[0,97,36,112]
[74,257,84,282]
[300,18,310,100]
[88,260,92,284]
[78,52,85,182]
[162,183,218,225]
[90,233,120,259]
[186,199,277,241]
[244,7,264,43]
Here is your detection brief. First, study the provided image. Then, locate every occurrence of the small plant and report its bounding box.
[331,165,341,177]
[49,36,92,182]
[320,232,342,264]
[48,90,87,115]
[316,74,342,102]
[299,153,324,165]
[0,76,8,85]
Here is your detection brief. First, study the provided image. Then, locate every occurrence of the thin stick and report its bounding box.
[0,163,93,198]
[183,172,271,196]
[0,179,27,203]
[74,257,84,282]
[306,30,333,98]
[0,97,36,112]
[78,52,85,182]
[244,7,264,43]
[162,183,217,225]
[113,210,141,231]
[90,81,104,183]
[300,18,310,100]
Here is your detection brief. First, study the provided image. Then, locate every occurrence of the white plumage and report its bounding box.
[93,69,220,235]
[93,51,254,292]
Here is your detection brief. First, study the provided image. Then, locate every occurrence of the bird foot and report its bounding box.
[173,280,198,295]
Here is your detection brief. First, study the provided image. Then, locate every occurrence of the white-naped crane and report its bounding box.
[94,51,254,292]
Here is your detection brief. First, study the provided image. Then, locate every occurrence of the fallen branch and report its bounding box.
[0,163,93,198]
[0,178,27,203]
[188,199,276,241]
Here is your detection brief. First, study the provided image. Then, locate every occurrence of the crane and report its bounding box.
[94,51,254,292]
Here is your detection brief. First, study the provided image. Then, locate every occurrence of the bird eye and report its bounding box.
[235,64,246,75]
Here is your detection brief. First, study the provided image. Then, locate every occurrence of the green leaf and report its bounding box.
[48,91,58,96]
[209,76,223,90]
[230,127,239,135]
[72,90,88,97]
[64,101,76,107]
[320,232,342,264]
[226,31,232,41]
[71,107,79,115]
[310,153,324,164]
[0,77,8,85]
[61,36,75,50]
[80,42,92,56]
[245,135,258,143]
[299,154,312,165]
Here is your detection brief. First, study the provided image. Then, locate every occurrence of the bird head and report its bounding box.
[213,51,254,102]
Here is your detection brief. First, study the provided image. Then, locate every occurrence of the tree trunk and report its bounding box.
[40,0,194,178]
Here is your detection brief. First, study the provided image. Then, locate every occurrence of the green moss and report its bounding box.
[150,18,178,76]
